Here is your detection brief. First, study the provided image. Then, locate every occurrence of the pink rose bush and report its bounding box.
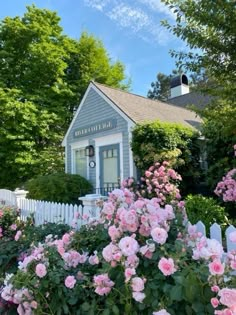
[0,162,236,314]
[215,169,236,203]
[215,145,236,203]
[0,205,21,239]
[122,161,182,204]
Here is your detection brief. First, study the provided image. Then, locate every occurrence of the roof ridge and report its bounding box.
[92,81,198,114]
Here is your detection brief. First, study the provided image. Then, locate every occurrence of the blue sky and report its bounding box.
[0,0,185,96]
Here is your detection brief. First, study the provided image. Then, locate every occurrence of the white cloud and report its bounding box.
[83,0,111,12]
[83,0,174,45]
[108,4,150,32]
[137,0,176,20]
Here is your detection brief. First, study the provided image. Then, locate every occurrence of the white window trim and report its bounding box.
[94,133,123,189]
[70,140,89,179]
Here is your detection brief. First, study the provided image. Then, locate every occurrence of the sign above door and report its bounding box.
[74,119,117,138]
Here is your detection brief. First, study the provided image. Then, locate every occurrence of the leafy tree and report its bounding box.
[0,88,63,189]
[147,72,173,101]
[0,5,128,188]
[161,0,236,190]
[67,31,130,116]
[161,0,236,99]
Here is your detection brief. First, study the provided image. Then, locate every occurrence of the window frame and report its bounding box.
[71,140,89,179]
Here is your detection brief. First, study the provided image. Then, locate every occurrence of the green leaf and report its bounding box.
[102,309,110,315]
[170,285,183,301]
[81,302,91,312]
[112,305,119,315]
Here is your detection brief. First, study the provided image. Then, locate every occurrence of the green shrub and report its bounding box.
[185,194,229,233]
[26,172,93,204]
[131,120,201,195]
[72,222,110,254]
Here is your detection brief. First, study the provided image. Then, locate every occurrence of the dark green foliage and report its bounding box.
[185,194,228,233]
[201,101,236,191]
[161,0,236,98]
[26,173,93,204]
[161,0,236,193]
[131,121,201,195]
[72,222,110,254]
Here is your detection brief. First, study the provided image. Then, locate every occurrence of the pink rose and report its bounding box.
[158,257,176,276]
[10,224,17,231]
[62,233,71,245]
[65,275,76,289]
[14,231,22,241]
[57,246,65,256]
[145,171,152,178]
[209,260,225,275]
[102,202,115,219]
[30,301,38,309]
[151,227,168,245]
[35,263,47,278]
[124,268,136,282]
[131,277,145,292]
[211,297,219,308]
[211,285,220,293]
[102,243,120,262]
[108,225,120,240]
[132,291,146,303]
[89,253,99,265]
[118,236,139,257]
[218,288,236,307]
[94,274,114,296]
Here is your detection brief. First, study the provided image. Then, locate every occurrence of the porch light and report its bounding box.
[85,145,95,157]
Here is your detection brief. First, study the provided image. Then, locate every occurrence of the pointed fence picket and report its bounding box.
[17,198,100,229]
[195,220,236,253]
[1,188,236,253]
[0,189,17,206]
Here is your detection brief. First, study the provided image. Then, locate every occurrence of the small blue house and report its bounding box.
[62,81,202,193]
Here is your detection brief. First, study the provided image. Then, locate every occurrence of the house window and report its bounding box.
[75,148,87,178]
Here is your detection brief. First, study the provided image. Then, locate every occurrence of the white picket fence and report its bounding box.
[0,189,236,252]
[0,189,103,229]
[195,221,236,252]
[0,189,17,206]
[18,199,82,228]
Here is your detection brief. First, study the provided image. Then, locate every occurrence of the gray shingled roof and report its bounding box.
[93,82,202,131]
[168,91,212,109]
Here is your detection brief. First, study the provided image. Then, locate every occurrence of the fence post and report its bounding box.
[14,189,28,207]
[79,194,107,222]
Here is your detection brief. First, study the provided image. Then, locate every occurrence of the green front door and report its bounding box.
[99,144,120,193]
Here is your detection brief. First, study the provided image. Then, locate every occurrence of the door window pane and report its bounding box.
[103,156,117,185]
[107,149,112,158]
[75,148,87,178]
